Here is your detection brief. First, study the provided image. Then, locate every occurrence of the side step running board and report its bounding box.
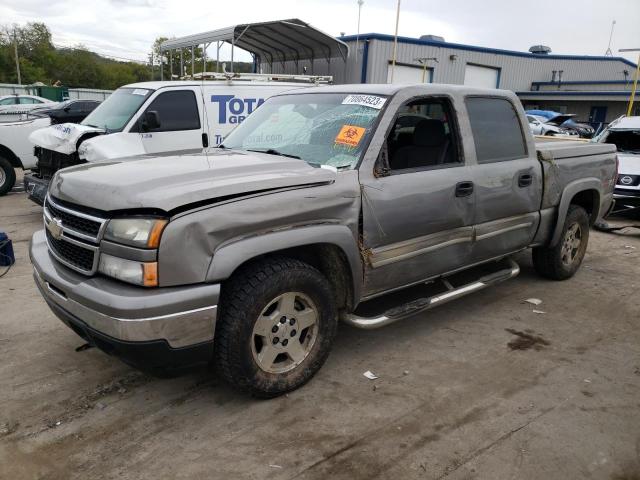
[341,259,520,330]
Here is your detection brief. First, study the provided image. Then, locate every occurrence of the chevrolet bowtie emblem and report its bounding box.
[47,217,64,240]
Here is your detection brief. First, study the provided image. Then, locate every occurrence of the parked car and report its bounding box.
[0,94,56,110]
[24,74,331,205]
[526,110,594,138]
[30,84,616,397]
[526,114,573,136]
[0,112,51,195]
[595,115,640,211]
[31,99,101,125]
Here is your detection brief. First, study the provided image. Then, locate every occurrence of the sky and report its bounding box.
[1,0,638,64]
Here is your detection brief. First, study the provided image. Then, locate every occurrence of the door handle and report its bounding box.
[455,181,474,197]
[202,133,209,148]
[518,173,533,188]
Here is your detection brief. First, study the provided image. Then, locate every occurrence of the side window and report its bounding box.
[19,97,39,104]
[386,97,461,171]
[0,98,16,105]
[466,97,527,163]
[140,90,200,132]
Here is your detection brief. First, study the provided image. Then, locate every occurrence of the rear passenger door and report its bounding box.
[465,96,542,263]
[134,88,204,154]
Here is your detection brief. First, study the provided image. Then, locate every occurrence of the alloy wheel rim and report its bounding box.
[0,168,5,188]
[561,222,582,266]
[251,291,318,374]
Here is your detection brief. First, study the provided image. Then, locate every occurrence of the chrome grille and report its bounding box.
[46,229,96,272]
[43,196,107,275]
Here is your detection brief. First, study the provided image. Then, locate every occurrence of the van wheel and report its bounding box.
[532,205,590,280]
[215,257,338,398]
[0,156,16,196]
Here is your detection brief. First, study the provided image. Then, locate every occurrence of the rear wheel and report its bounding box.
[0,156,16,196]
[215,257,338,398]
[532,205,590,280]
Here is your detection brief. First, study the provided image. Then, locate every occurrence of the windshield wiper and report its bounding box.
[246,148,301,160]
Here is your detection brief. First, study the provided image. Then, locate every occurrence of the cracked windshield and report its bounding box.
[220,93,387,168]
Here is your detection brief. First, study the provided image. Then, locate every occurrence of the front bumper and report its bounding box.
[23,173,48,206]
[613,188,640,208]
[30,230,219,371]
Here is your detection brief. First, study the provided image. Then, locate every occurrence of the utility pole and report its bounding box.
[390,0,401,83]
[620,48,640,116]
[13,28,21,85]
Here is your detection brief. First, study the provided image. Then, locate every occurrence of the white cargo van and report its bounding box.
[24,73,330,204]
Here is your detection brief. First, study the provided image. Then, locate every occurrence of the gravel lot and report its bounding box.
[1,171,639,480]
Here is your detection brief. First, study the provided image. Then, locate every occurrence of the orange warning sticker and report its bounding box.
[335,125,366,147]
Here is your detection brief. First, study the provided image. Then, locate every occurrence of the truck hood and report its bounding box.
[29,123,105,154]
[49,149,338,212]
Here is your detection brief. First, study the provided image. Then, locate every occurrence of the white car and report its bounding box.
[596,116,640,211]
[0,113,52,195]
[527,114,574,137]
[0,95,57,112]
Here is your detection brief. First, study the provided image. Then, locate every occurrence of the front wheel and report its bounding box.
[0,156,16,196]
[532,205,590,280]
[215,257,338,398]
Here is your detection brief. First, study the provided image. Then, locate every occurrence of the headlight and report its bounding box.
[104,218,167,248]
[99,253,158,287]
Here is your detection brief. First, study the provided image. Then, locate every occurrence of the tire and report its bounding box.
[544,131,556,137]
[0,156,16,197]
[214,257,338,398]
[532,205,590,280]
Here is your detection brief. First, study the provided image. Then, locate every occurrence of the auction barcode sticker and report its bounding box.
[132,89,149,96]
[342,95,386,110]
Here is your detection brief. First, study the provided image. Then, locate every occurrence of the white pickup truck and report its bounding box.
[0,112,51,195]
[24,74,331,204]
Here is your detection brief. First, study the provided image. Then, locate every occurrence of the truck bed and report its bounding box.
[535,140,617,212]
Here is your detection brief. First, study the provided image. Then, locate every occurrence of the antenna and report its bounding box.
[605,20,616,57]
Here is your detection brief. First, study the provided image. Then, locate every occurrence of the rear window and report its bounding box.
[466,97,527,163]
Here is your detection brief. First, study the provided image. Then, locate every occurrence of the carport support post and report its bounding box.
[191,46,195,80]
[180,50,184,79]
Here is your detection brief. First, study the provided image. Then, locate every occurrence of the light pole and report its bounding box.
[390,0,401,83]
[620,48,640,116]
[355,0,364,67]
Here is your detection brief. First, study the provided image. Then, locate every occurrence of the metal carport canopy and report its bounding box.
[160,18,349,65]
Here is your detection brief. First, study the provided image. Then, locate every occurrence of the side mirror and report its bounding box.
[142,110,161,131]
[63,106,70,112]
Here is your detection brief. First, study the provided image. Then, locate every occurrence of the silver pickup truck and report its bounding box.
[30,84,617,397]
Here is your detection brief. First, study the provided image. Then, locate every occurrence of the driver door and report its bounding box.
[359,96,475,297]
[134,88,206,154]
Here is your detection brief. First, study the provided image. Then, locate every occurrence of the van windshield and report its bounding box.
[81,88,152,132]
[220,93,387,169]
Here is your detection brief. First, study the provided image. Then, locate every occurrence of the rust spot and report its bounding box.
[505,328,550,351]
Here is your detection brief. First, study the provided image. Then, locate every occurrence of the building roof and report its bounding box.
[339,33,638,69]
[161,19,349,65]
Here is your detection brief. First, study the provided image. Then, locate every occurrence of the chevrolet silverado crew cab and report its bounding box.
[30,84,617,397]
[24,74,330,205]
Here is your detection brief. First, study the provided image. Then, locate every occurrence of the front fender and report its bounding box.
[549,178,602,246]
[206,224,363,305]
